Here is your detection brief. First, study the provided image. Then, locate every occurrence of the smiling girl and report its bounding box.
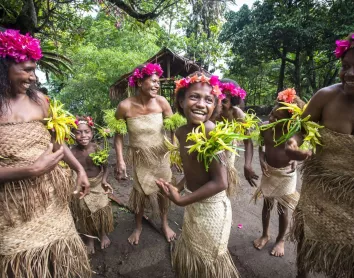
[285,33,354,278]
[156,72,239,278]
[113,63,176,245]
[0,29,90,277]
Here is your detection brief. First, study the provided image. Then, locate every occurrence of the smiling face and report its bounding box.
[8,60,36,95]
[138,73,160,98]
[340,49,354,96]
[74,123,93,146]
[179,82,216,125]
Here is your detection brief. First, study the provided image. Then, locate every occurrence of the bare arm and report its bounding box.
[234,107,258,185]
[157,157,228,207]
[114,102,128,180]
[55,143,90,198]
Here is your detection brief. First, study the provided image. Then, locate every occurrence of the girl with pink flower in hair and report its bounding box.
[156,71,239,278]
[113,63,176,244]
[0,29,91,277]
[253,88,305,258]
[212,78,258,188]
[284,32,354,278]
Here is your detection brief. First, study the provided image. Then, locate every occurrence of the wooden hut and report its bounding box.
[109,47,209,110]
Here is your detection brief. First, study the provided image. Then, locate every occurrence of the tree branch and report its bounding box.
[107,0,178,23]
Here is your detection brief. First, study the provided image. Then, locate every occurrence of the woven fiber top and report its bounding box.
[127,113,164,148]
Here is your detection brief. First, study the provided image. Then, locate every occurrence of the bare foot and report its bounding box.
[271,239,285,257]
[86,238,95,254]
[253,235,270,250]
[100,234,111,249]
[128,228,142,245]
[162,225,176,242]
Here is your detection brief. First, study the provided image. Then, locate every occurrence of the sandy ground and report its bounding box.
[90,141,325,278]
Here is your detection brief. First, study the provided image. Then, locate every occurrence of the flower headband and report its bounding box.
[75,116,94,127]
[128,63,163,87]
[174,74,224,100]
[277,88,296,103]
[220,82,247,100]
[0,29,42,63]
[335,35,354,59]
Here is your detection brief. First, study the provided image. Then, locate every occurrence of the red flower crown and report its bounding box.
[0,29,42,62]
[174,74,224,100]
[277,88,296,103]
[75,116,94,127]
[128,63,163,87]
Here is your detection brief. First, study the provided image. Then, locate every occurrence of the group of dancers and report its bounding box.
[0,28,353,278]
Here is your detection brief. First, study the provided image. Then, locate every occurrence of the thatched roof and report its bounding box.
[109,47,209,100]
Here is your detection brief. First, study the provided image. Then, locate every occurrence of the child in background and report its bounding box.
[71,116,114,254]
[156,72,239,278]
[253,89,304,257]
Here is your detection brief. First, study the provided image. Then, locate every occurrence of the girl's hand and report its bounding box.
[244,165,259,187]
[115,161,128,180]
[31,143,64,176]
[74,171,90,199]
[156,179,182,206]
[260,160,270,177]
[287,160,297,174]
[102,181,114,194]
[285,138,312,161]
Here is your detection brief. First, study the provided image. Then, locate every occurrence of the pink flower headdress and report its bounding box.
[174,74,224,100]
[220,82,247,100]
[75,116,94,127]
[277,88,296,103]
[0,29,42,62]
[334,35,354,59]
[128,63,163,87]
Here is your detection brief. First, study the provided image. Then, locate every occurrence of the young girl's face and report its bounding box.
[138,73,160,98]
[179,82,216,125]
[340,49,354,95]
[221,95,232,111]
[74,124,93,146]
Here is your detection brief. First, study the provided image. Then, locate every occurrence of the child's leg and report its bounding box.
[128,202,144,245]
[158,194,176,242]
[271,203,288,257]
[253,198,273,250]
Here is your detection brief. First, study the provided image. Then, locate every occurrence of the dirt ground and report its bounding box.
[90,140,325,278]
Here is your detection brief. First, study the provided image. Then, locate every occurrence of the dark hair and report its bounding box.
[175,71,219,119]
[0,58,39,116]
[220,78,245,109]
[275,96,305,117]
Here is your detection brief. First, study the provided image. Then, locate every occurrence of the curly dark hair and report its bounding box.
[175,71,219,119]
[0,58,39,117]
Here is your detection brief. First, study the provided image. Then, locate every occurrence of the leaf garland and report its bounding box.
[163,113,187,131]
[260,102,324,152]
[103,109,127,135]
[44,98,77,144]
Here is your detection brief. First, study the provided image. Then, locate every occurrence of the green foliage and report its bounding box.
[48,14,160,124]
[163,113,186,131]
[103,109,127,135]
[220,0,354,105]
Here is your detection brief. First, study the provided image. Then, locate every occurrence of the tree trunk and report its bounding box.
[294,49,301,97]
[277,47,287,95]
